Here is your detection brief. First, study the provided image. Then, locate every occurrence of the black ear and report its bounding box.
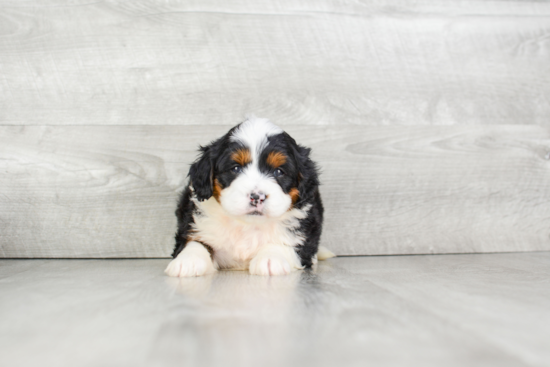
[188,145,214,202]
[295,145,320,202]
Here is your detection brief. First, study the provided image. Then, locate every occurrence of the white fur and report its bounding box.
[317,246,336,260]
[222,116,289,218]
[220,165,291,218]
[164,241,217,277]
[192,196,309,273]
[230,116,283,160]
[249,245,302,276]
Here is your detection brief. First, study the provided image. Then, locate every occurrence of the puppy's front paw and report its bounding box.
[249,253,292,276]
[165,253,216,277]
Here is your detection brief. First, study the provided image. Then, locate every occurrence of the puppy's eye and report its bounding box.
[273,168,284,178]
[231,166,243,174]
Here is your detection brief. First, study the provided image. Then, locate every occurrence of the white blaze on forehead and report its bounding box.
[223,116,289,218]
[230,116,283,157]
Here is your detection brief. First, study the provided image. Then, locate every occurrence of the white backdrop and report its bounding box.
[1,0,549,257]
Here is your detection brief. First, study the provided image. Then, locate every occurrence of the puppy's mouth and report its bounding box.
[247,210,264,216]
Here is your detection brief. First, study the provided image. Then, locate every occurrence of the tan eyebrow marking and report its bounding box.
[231,148,252,166]
[289,187,299,205]
[266,151,287,168]
[212,178,223,203]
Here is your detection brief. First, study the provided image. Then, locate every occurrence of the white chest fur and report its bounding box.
[191,197,310,270]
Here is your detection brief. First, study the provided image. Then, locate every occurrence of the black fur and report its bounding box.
[295,189,324,267]
[188,145,214,202]
[171,122,324,269]
[172,185,196,258]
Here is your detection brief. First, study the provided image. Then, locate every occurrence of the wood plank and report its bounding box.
[345,254,550,366]
[1,1,549,126]
[1,255,550,366]
[1,125,549,257]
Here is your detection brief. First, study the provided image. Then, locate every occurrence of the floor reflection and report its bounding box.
[164,266,325,307]
[156,266,333,367]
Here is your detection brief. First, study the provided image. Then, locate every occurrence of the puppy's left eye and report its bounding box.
[273,168,285,178]
[231,166,243,174]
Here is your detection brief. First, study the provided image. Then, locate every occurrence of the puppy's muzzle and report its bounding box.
[249,192,266,207]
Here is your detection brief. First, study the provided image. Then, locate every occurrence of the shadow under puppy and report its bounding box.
[165,116,334,277]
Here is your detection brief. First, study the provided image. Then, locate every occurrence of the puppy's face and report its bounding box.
[189,117,317,219]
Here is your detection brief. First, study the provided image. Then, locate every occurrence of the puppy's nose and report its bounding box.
[250,192,266,206]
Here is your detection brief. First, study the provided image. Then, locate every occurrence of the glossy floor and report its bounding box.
[1,253,549,367]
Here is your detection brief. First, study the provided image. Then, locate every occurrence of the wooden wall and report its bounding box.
[1,1,549,257]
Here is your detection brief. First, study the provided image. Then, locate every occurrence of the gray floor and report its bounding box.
[1,254,549,367]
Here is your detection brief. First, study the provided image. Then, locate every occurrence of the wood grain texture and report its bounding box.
[1,125,549,257]
[1,254,550,366]
[2,1,550,257]
[1,1,549,126]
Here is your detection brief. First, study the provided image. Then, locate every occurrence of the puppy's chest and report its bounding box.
[191,199,303,269]
[197,217,269,265]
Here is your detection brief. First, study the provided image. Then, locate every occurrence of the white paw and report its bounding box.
[249,254,292,276]
[165,254,215,277]
[165,243,217,277]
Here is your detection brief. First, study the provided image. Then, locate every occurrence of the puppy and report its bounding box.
[165,116,334,277]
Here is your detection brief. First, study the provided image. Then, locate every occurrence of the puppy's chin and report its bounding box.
[247,210,264,216]
[233,208,278,223]
[221,204,292,223]
[239,212,270,224]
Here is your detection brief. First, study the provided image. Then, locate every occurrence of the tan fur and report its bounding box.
[289,187,299,205]
[231,148,252,166]
[266,151,287,168]
[212,179,223,202]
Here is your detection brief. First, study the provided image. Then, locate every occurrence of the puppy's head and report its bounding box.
[189,117,319,219]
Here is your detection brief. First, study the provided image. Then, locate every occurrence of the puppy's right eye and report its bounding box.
[231,166,243,174]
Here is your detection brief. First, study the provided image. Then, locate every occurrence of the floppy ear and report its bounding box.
[294,145,320,202]
[188,145,214,202]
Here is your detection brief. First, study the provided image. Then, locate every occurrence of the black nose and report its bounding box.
[249,192,266,206]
